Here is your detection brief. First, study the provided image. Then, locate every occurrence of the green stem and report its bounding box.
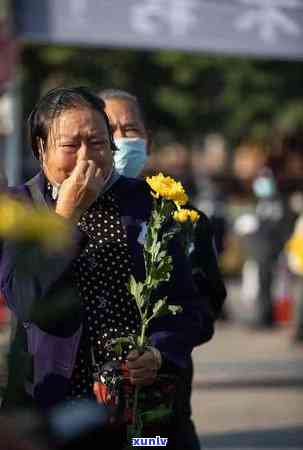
[131,322,147,438]
[138,322,147,349]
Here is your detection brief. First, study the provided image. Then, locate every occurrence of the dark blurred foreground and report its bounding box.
[0,398,110,450]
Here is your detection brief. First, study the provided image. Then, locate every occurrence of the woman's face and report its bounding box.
[42,107,113,185]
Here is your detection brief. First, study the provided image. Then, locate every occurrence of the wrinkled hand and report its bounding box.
[56,160,104,222]
[126,349,161,386]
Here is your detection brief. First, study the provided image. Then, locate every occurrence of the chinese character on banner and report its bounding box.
[130,0,199,37]
[235,0,301,44]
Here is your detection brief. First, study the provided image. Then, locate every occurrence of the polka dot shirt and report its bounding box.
[67,190,141,399]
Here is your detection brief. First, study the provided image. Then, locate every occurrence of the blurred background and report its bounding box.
[1,1,303,449]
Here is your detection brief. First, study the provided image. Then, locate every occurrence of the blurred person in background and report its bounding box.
[232,141,267,202]
[268,127,303,214]
[190,134,229,256]
[157,142,195,198]
[232,140,296,328]
[0,86,214,449]
[100,88,226,450]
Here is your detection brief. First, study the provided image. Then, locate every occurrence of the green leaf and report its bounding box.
[156,250,167,261]
[151,240,161,259]
[128,275,144,309]
[145,225,154,251]
[151,257,172,282]
[148,299,182,321]
[151,297,168,318]
[152,298,165,316]
[168,305,183,315]
[145,256,173,291]
[151,209,162,230]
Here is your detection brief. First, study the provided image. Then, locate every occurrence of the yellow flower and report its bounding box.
[173,209,189,223]
[188,210,200,223]
[173,208,200,224]
[0,195,71,250]
[146,173,188,206]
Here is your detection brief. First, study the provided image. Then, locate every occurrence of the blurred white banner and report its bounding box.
[14,0,303,60]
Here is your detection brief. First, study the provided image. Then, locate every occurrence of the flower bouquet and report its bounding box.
[92,173,199,444]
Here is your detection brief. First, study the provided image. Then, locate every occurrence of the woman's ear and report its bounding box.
[38,138,45,164]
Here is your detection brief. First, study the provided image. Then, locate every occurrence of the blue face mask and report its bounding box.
[253,176,276,198]
[114,137,148,178]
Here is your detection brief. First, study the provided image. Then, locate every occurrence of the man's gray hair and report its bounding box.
[98,89,145,124]
[98,89,138,103]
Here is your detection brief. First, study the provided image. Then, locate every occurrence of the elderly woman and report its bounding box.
[0,87,214,447]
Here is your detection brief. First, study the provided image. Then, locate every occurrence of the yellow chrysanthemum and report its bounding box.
[173,208,200,224]
[146,173,188,206]
[188,210,200,223]
[173,209,189,223]
[0,195,71,250]
[286,234,303,274]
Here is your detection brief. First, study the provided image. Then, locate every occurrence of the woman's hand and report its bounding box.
[126,348,162,386]
[55,159,104,222]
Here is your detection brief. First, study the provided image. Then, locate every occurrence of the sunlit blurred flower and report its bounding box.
[173,208,200,224]
[0,195,71,250]
[286,234,303,275]
[146,173,188,206]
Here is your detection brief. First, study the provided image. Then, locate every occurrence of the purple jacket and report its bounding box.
[0,173,214,407]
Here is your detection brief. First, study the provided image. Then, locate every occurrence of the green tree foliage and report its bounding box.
[21,44,303,148]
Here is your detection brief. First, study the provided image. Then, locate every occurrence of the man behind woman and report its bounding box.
[99,88,226,450]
